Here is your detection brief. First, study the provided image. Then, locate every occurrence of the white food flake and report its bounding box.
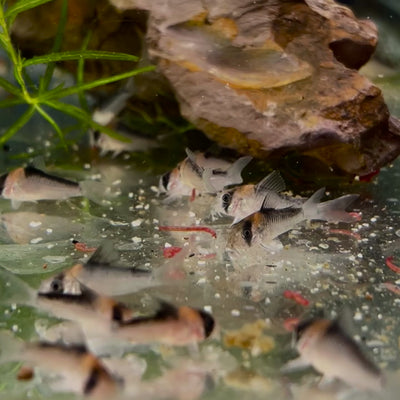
[204,305,213,313]
[30,237,43,244]
[131,219,143,227]
[29,221,42,228]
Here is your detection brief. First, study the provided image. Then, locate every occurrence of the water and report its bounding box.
[1,3,400,400]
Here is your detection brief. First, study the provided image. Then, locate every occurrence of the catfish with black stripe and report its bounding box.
[0,332,119,398]
[286,317,384,391]
[48,241,160,296]
[115,300,215,346]
[0,165,82,208]
[227,187,359,251]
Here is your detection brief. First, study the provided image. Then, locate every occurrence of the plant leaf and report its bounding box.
[44,100,130,142]
[39,0,68,93]
[77,31,92,113]
[24,50,139,67]
[35,104,66,147]
[0,98,25,108]
[41,65,155,101]
[5,0,54,25]
[0,105,35,145]
[0,77,22,97]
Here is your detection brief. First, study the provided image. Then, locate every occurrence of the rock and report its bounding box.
[111,0,400,176]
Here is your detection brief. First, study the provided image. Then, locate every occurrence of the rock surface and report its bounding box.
[112,0,400,176]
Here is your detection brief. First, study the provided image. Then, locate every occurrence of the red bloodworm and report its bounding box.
[385,256,400,274]
[283,317,300,332]
[198,253,216,260]
[190,188,196,202]
[383,282,400,296]
[328,229,361,241]
[283,290,310,306]
[159,225,217,238]
[73,241,97,253]
[359,169,380,182]
[163,246,183,258]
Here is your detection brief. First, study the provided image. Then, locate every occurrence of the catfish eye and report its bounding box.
[50,278,63,293]
[241,220,253,246]
[93,130,101,141]
[161,171,171,191]
[221,192,232,212]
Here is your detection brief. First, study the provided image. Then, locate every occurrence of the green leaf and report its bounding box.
[5,0,54,25]
[0,105,35,145]
[41,65,155,101]
[24,50,139,67]
[34,104,66,147]
[0,97,25,108]
[0,76,22,97]
[77,31,92,113]
[39,0,68,92]
[44,100,130,142]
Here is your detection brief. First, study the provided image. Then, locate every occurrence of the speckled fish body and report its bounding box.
[227,188,358,251]
[214,171,301,223]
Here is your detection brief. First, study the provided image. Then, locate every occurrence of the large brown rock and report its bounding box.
[112,0,400,176]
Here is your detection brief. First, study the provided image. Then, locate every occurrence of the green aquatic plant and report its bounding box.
[0,0,155,147]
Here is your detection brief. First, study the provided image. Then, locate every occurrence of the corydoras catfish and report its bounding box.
[90,78,158,157]
[0,166,82,208]
[226,188,359,251]
[115,300,215,347]
[0,332,119,398]
[214,170,303,224]
[283,318,384,391]
[159,148,252,200]
[0,265,133,339]
[52,242,160,296]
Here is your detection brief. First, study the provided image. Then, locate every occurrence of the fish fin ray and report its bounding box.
[0,330,23,362]
[281,356,310,373]
[86,241,121,267]
[202,168,217,193]
[0,265,36,305]
[11,199,22,209]
[301,187,326,220]
[29,156,46,171]
[224,156,252,186]
[185,148,203,177]
[154,299,180,320]
[255,171,286,197]
[317,194,359,223]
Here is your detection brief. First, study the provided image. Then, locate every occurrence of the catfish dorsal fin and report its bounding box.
[260,191,295,211]
[185,148,203,178]
[255,171,286,197]
[86,241,121,267]
[29,156,46,171]
[154,299,179,321]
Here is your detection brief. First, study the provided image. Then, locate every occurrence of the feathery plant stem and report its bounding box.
[0,0,153,147]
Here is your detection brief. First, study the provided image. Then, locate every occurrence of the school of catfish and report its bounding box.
[0,144,388,399]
